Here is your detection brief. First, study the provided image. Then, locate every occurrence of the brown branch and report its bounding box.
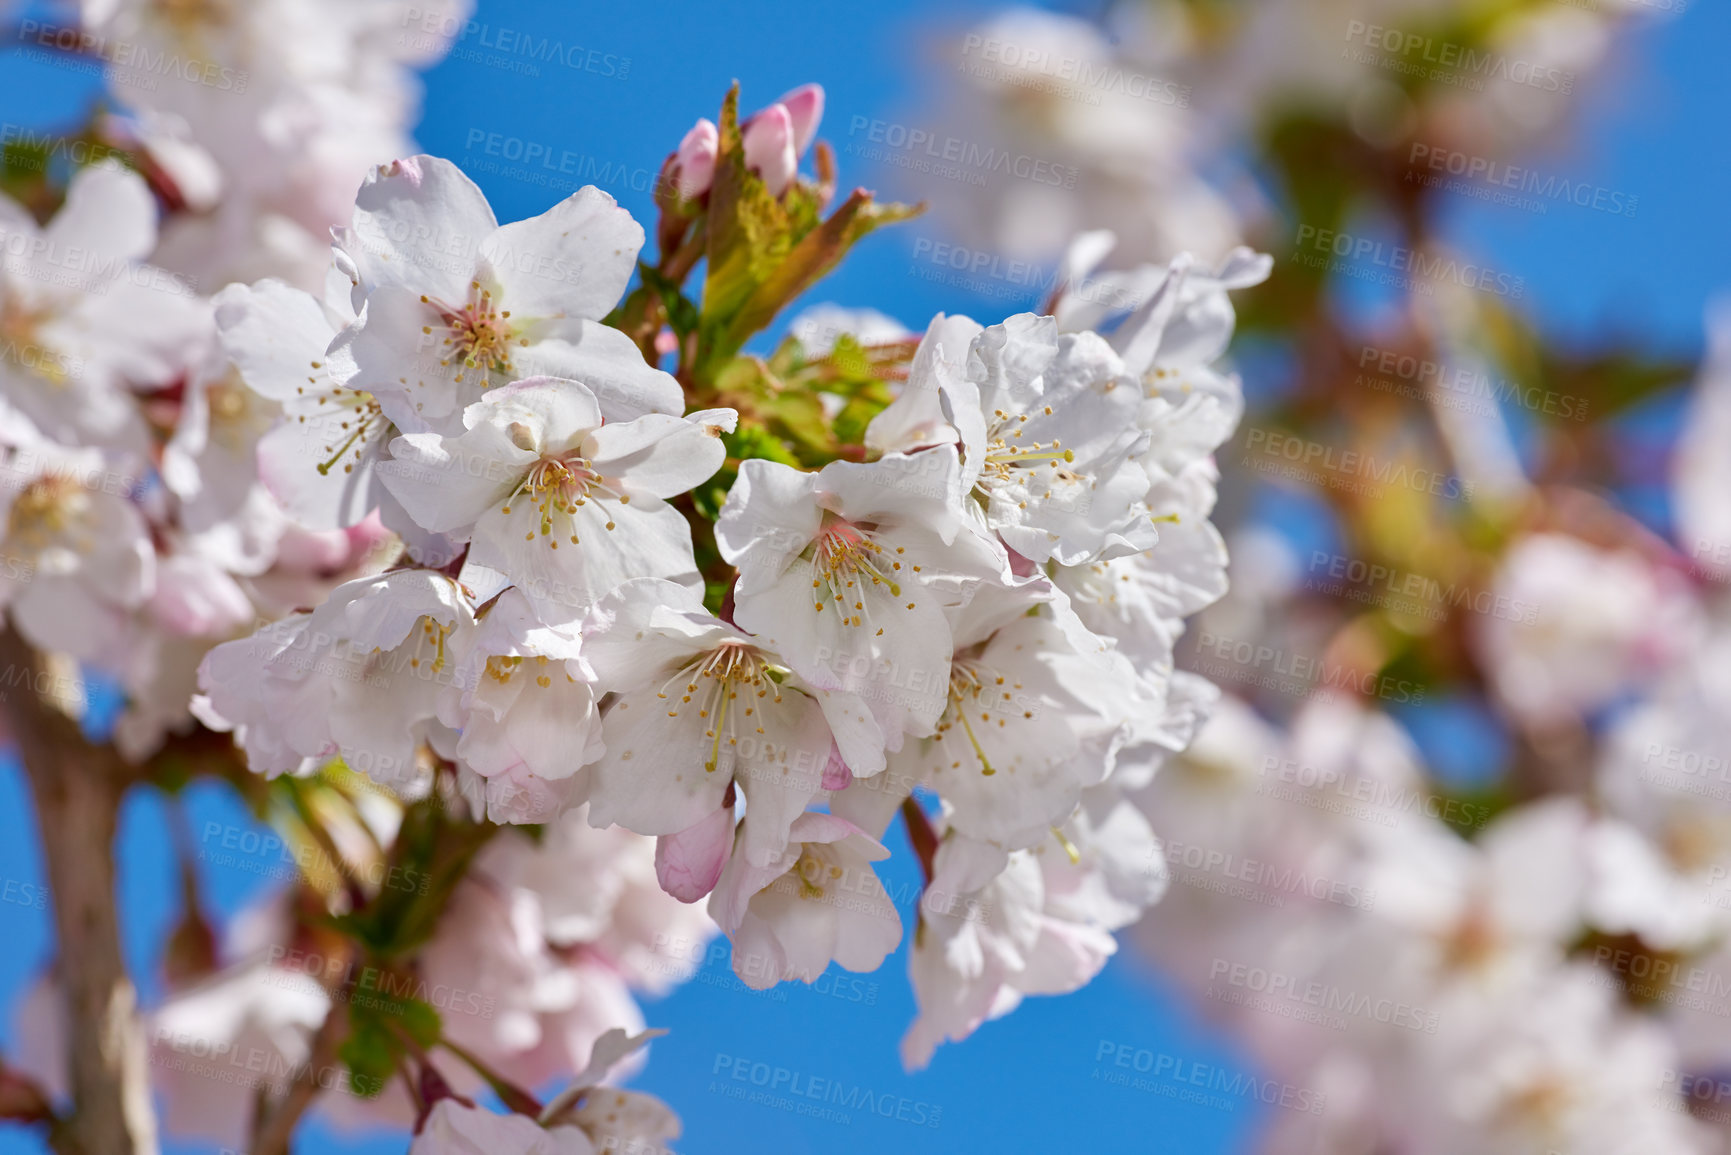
[900,796,938,884]
[248,989,347,1155]
[0,625,155,1155]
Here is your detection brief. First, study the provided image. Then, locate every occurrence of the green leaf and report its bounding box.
[702,87,794,332]
[396,995,444,1050]
[827,334,871,382]
[831,394,887,447]
[727,421,803,468]
[337,1015,398,1100]
[688,85,922,388]
[636,260,700,342]
[711,190,922,371]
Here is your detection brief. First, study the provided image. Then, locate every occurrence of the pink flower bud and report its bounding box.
[655,806,735,903]
[674,118,718,201]
[821,744,852,791]
[741,103,797,196]
[776,83,825,156]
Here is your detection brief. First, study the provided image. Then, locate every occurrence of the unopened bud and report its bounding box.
[675,118,719,201]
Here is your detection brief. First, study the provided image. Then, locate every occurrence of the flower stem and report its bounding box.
[436,1037,543,1118]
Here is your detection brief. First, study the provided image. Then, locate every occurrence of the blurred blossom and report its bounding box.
[924,7,1243,266]
[83,0,475,291]
[1475,532,1700,728]
[0,0,1720,1150]
[1674,304,1731,579]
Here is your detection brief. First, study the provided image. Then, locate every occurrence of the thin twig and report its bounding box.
[248,990,348,1155]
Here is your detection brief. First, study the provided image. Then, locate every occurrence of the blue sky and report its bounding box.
[0,0,1723,1151]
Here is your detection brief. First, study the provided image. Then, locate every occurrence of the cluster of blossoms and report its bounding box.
[918,0,1652,269]
[862,1,1717,1149]
[0,0,1273,1128]
[0,0,1710,1151]
[84,0,476,293]
[0,3,747,1151]
[0,0,483,765]
[196,109,1270,1097]
[19,802,707,1152]
[1135,691,1712,1153]
[1119,306,1731,1153]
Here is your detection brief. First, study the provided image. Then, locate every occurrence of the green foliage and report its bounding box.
[338,985,443,1099]
[327,795,496,959]
[692,85,922,384]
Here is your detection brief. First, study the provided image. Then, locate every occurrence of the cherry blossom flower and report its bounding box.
[672,119,719,201]
[149,962,334,1150]
[1476,532,1700,726]
[419,813,710,1094]
[582,579,879,872]
[377,376,735,620]
[339,156,683,437]
[707,811,902,990]
[437,588,603,824]
[715,447,1005,743]
[927,8,1242,266]
[900,836,1042,1069]
[673,84,825,201]
[884,582,1153,853]
[411,1102,594,1155]
[871,313,1159,566]
[216,265,389,526]
[0,163,205,452]
[196,569,474,786]
[413,1026,680,1155]
[538,1027,682,1153]
[0,438,153,664]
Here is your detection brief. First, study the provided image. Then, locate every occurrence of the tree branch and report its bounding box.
[248,992,346,1155]
[0,626,156,1155]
